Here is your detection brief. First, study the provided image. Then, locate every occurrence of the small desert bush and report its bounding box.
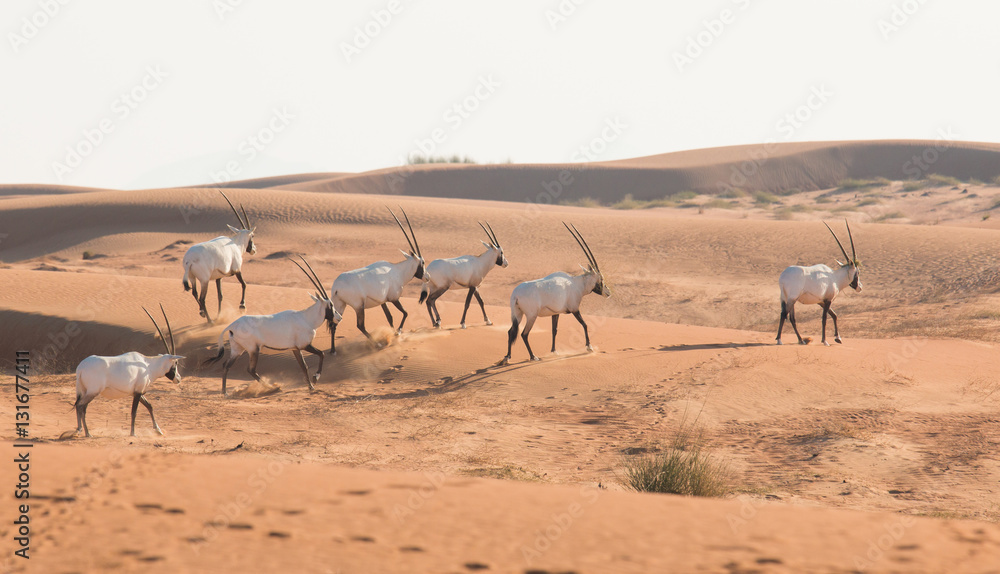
[720,188,747,199]
[611,194,644,210]
[815,195,833,204]
[927,173,962,187]
[838,177,890,191]
[753,191,781,205]
[407,154,477,165]
[702,198,735,209]
[856,197,881,207]
[872,211,906,223]
[562,196,602,208]
[619,429,730,497]
[901,180,927,192]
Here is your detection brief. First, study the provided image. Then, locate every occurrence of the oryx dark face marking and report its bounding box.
[165,365,178,381]
[496,251,504,266]
[850,266,861,291]
[246,235,255,254]
[414,257,425,280]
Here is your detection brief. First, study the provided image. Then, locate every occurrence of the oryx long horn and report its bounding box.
[386,206,416,255]
[845,218,857,263]
[479,221,498,247]
[159,303,176,355]
[485,221,500,248]
[289,257,326,298]
[142,306,172,355]
[399,206,421,258]
[240,204,251,229]
[564,222,599,272]
[298,255,328,297]
[823,221,852,264]
[219,190,248,229]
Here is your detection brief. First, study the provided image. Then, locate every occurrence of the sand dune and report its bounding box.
[4,142,1000,572]
[251,140,1000,205]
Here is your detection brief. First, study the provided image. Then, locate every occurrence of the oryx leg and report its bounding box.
[197,279,211,322]
[503,315,520,365]
[76,394,95,437]
[130,393,141,436]
[551,314,559,353]
[215,278,224,317]
[820,301,832,346]
[221,345,247,397]
[826,303,842,344]
[381,303,395,328]
[787,302,806,345]
[572,311,593,352]
[520,315,540,361]
[473,288,491,326]
[460,287,476,329]
[247,348,263,381]
[776,300,788,345]
[391,300,408,334]
[304,344,325,383]
[292,349,314,390]
[136,394,162,435]
[429,290,446,327]
[355,308,379,347]
[235,271,247,311]
[329,301,347,355]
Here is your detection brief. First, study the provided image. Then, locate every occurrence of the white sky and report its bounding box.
[2,0,998,189]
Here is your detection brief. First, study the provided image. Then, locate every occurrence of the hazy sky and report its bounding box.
[2,1,998,189]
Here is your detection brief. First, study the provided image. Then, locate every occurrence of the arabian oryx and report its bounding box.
[500,223,610,365]
[328,207,424,354]
[206,257,340,397]
[777,219,862,346]
[182,191,257,323]
[419,221,508,329]
[74,305,183,437]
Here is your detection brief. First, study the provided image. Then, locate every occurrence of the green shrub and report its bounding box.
[619,430,730,497]
[753,191,780,205]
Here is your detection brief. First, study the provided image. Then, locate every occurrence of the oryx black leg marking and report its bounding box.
[304,344,325,378]
[190,280,200,303]
[198,281,210,321]
[235,271,247,310]
[221,350,244,396]
[460,288,475,327]
[572,311,591,350]
[381,303,395,328]
[247,349,262,381]
[777,300,788,343]
[391,300,408,332]
[139,395,159,433]
[520,315,539,361]
[473,289,490,323]
[77,399,92,437]
[551,314,559,353]
[216,278,224,316]
[827,305,842,343]
[130,393,141,436]
[429,290,446,326]
[505,318,519,361]
[357,309,375,343]
[330,321,339,355]
[787,303,805,344]
[821,301,831,345]
[292,349,313,389]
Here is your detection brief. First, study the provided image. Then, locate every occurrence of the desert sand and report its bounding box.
[2,141,1000,573]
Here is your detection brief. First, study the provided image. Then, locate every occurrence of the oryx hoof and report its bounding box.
[485,320,493,326]
[586,345,594,353]
[530,356,541,362]
[775,339,783,346]
[199,310,207,318]
[154,427,164,436]
[498,357,510,366]
[822,341,831,347]
[835,336,843,344]
[460,323,467,330]
[239,304,246,311]
[798,340,808,346]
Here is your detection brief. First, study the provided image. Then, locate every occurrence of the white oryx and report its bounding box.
[501,223,610,365]
[777,219,862,346]
[328,207,424,354]
[419,221,508,329]
[206,257,340,397]
[182,191,257,323]
[74,305,183,437]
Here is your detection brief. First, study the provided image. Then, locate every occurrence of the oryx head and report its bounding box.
[290,256,342,331]
[825,219,862,292]
[142,304,183,383]
[564,222,610,298]
[388,206,425,280]
[220,190,257,255]
[479,221,508,268]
